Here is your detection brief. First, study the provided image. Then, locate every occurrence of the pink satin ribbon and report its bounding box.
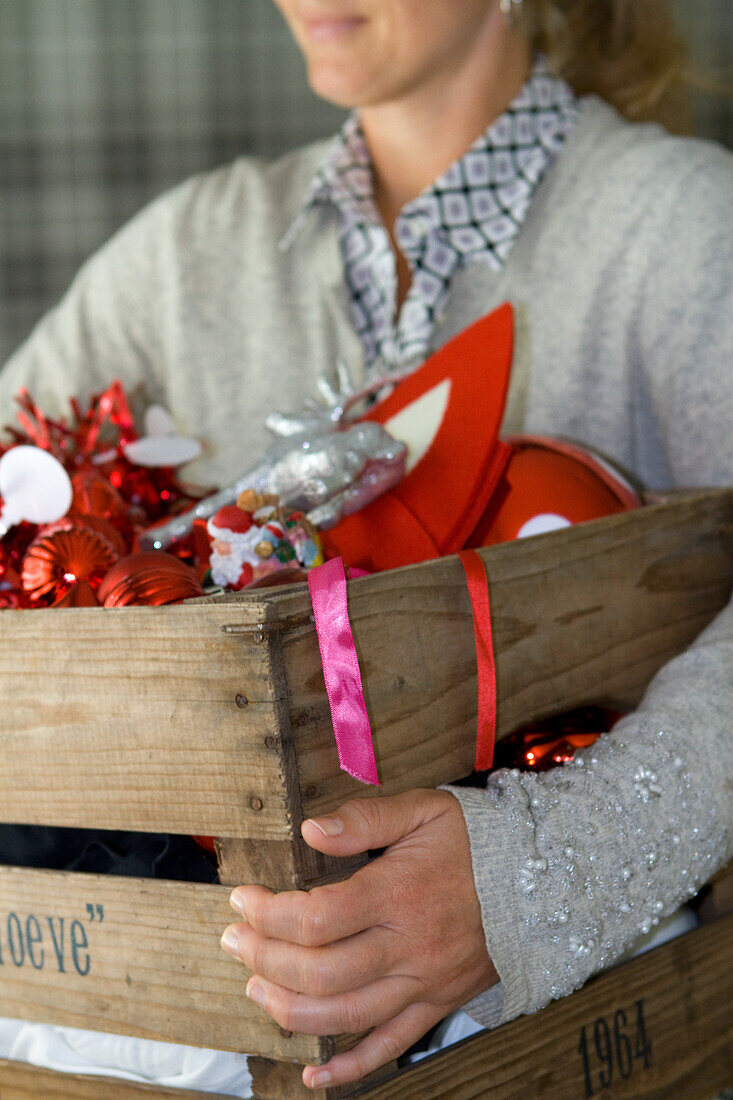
[308,557,379,785]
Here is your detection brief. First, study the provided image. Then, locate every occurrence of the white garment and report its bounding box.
[0,1020,252,1097]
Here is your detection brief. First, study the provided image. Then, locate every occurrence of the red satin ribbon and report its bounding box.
[308,557,379,785]
[458,549,497,771]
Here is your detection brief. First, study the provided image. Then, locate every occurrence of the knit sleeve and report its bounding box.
[448,141,733,1028]
[450,595,733,1025]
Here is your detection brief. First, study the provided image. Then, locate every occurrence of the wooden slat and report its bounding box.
[0,865,322,1063]
[215,612,369,893]
[261,491,733,817]
[0,492,730,836]
[0,1059,238,1100]
[2,916,729,1100]
[0,601,295,838]
[327,914,731,1100]
[216,836,369,892]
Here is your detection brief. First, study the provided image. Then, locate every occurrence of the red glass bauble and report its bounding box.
[21,527,120,605]
[99,459,193,525]
[0,522,37,587]
[63,512,129,556]
[71,470,127,521]
[55,581,102,608]
[0,589,31,609]
[98,551,204,607]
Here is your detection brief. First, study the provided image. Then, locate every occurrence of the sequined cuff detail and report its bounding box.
[447,596,733,1026]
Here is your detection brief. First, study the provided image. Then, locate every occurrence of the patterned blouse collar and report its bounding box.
[282,55,579,266]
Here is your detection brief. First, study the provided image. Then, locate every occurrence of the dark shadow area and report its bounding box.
[0,825,218,882]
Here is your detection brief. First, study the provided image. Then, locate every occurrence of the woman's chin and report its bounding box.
[306,63,380,109]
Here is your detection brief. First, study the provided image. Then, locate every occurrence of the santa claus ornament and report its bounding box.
[206,491,323,591]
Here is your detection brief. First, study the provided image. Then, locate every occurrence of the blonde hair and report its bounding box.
[522,0,689,129]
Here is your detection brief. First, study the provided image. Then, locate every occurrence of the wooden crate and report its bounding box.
[0,490,731,1099]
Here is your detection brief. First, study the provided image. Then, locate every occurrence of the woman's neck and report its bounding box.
[361,30,532,232]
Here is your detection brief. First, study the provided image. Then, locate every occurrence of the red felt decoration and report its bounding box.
[322,306,515,570]
[323,308,641,574]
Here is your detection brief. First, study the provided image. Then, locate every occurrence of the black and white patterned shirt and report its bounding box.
[283,58,579,372]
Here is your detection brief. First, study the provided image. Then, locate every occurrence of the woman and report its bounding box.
[1,0,731,1091]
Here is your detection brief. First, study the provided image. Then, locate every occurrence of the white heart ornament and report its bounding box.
[122,404,202,468]
[144,405,177,437]
[0,446,73,536]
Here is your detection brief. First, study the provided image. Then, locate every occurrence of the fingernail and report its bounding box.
[245,979,267,1009]
[304,815,343,837]
[309,1068,332,1088]
[220,928,239,955]
[229,891,247,917]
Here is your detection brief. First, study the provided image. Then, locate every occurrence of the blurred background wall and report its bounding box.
[0,0,731,364]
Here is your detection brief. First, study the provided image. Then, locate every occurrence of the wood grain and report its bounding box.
[265,491,733,816]
[0,865,323,1063]
[1,492,729,839]
[0,600,296,838]
[0,913,729,1099]
[216,836,369,891]
[0,1059,238,1099]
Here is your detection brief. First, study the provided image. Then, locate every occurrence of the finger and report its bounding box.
[242,972,425,1036]
[220,923,394,997]
[302,1002,442,1089]
[230,872,384,946]
[301,789,453,857]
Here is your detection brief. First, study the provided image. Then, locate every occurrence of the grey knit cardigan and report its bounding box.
[1,96,731,1026]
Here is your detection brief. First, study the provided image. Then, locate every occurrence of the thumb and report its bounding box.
[300,789,450,856]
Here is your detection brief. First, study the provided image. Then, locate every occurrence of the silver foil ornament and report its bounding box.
[139,365,410,550]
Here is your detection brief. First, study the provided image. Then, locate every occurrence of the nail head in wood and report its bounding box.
[264,735,278,750]
[235,693,249,708]
[304,784,320,800]
[249,796,264,812]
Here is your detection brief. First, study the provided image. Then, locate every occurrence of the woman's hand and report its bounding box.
[221,788,498,1089]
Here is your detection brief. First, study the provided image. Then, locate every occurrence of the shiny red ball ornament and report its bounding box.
[0,589,31,609]
[71,470,127,520]
[99,458,196,525]
[494,707,623,773]
[21,526,120,605]
[63,512,128,557]
[70,470,133,542]
[0,521,36,588]
[55,581,102,608]
[98,551,204,607]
